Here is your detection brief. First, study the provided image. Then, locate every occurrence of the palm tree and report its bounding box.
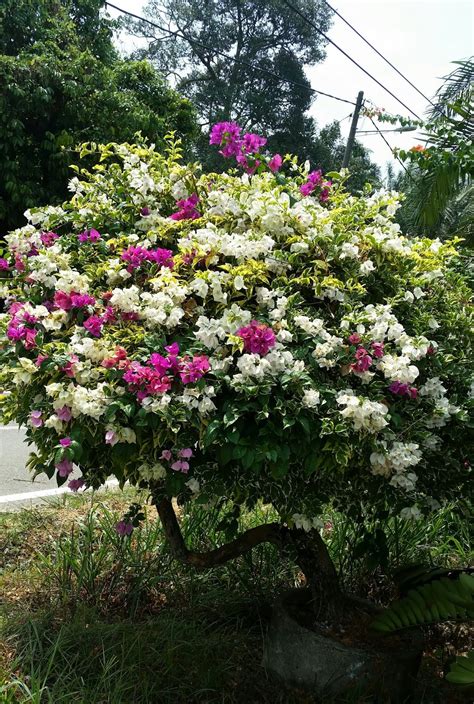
[397,58,473,242]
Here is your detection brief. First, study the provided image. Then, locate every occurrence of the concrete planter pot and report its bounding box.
[263,589,423,703]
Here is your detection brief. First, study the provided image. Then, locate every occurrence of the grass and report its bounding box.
[0,489,472,703]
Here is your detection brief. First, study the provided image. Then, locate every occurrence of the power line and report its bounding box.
[281,0,421,120]
[367,117,415,180]
[105,2,356,105]
[321,0,436,110]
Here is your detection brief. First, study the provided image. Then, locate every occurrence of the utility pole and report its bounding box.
[341,91,364,169]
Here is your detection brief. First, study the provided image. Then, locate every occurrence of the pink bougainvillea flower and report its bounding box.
[57,406,72,422]
[371,341,385,358]
[105,430,118,445]
[23,328,37,350]
[40,231,59,247]
[389,381,418,398]
[70,293,96,308]
[56,459,73,477]
[140,206,150,216]
[300,169,323,196]
[14,255,25,271]
[179,448,193,459]
[83,315,104,337]
[209,121,242,157]
[54,291,72,311]
[268,154,283,173]
[78,229,101,243]
[89,229,101,242]
[165,342,180,356]
[35,354,49,367]
[236,153,260,175]
[60,437,72,447]
[102,346,129,369]
[170,194,200,221]
[30,410,43,428]
[160,449,172,461]
[351,347,372,373]
[121,245,149,270]
[179,355,210,384]
[68,478,85,492]
[348,333,362,345]
[0,258,9,270]
[236,320,276,356]
[61,355,79,378]
[319,181,332,203]
[116,520,133,536]
[171,460,190,473]
[147,248,174,268]
[241,133,267,154]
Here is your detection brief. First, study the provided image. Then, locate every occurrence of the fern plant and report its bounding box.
[446,651,474,687]
[371,569,474,632]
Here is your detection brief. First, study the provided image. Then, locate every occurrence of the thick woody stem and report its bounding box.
[153,495,340,596]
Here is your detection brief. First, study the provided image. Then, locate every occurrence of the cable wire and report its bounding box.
[281,0,421,120]
[367,117,415,180]
[105,2,356,105]
[322,0,436,109]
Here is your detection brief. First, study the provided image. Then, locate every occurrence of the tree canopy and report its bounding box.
[0,0,197,232]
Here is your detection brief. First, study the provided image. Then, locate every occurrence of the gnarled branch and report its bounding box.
[153,495,340,596]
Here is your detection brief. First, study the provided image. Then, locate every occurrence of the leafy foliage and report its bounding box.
[371,59,474,239]
[446,651,474,687]
[372,569,474,632]
[0,0,197,232]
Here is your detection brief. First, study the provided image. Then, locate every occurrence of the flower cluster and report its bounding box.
[121,343,209,401]
[210,121,282,175]
[122,246,174,271]
[236,320,276,356]
[300,170,332,202]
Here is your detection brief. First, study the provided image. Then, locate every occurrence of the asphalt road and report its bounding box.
[0,425,58,509]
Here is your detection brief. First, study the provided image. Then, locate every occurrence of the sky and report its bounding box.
[107,0,473,178]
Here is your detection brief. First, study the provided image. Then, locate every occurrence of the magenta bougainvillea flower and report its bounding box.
[83,315,104,338]
[389,381,418,399]
[170,193,200,221]
[237,320,276,356]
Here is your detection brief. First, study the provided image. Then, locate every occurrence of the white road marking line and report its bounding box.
[0,479,120,504]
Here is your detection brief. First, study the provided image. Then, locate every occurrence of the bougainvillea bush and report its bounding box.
[0,126,472,588]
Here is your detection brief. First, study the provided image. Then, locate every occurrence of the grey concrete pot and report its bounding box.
[262,590,423,703]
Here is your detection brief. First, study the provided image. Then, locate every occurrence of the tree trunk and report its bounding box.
[151,493,341,611]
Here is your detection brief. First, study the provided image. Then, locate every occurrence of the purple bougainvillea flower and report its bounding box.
[57,406,72,422]
[68,478,85,492]
[30,410,43,428]
[56,459,73,477]
[116,520,133,536]
[83,315,104,337]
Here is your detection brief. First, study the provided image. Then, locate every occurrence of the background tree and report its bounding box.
[126,0,380,187]
[0,0,197,232]
[392,59,474,242]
